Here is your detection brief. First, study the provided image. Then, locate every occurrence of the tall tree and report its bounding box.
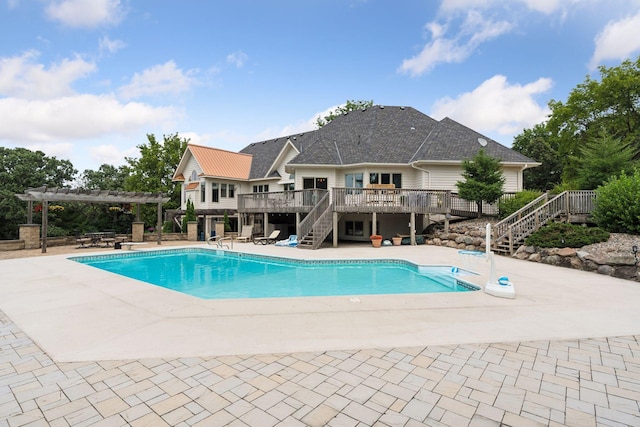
[512,124,562,191]
[79,164,128,190]
[456,149,505,218]
[545,56,640,182]
[572,131,638,190]
[315,99,374,127]
[124,133,189,225]
[0,147,77,239]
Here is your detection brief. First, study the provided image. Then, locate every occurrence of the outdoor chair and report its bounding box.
[235,225,253,242]
[253,230,280,245]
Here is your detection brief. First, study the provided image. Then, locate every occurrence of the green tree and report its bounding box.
[592,169,640,234]
[512,124,562,191]
[181,198,196,232]
[79,164,128,190]
[456,149,505,218]
[124,133,189,225]
[572,131,637,190]
[316,99,374,127]
[0,147,76,239]
[545,56,640,182]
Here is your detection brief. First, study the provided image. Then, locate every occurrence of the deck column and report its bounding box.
[333,211,338,248]
[410,212,416,245]
[371,212,377,235]
[263,212,268,237]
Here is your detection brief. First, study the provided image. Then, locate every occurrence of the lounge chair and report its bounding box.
[235,225,253,243]
[275,235,298,247]
[253,230,280,245]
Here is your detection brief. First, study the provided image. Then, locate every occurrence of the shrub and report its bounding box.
[525,222,609,248]
[498,190,543,219]
[592,169,640,234]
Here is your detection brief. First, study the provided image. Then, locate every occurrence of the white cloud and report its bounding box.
[99,36,126,55]
[398,11,512,76]
[118,61,199,100]
[0,50,96,99]
[589,12,640,69]
[0,94,178,142]
[45,0,125,28]
[430,75,552,137]
[227,51,249,68]
[440,0,568,14]
[89,143,136,166]
[25,141,75,161]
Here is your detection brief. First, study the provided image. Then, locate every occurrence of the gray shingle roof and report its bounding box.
[240,105,535,178]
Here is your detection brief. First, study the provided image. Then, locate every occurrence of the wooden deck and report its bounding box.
[238,188,504,217]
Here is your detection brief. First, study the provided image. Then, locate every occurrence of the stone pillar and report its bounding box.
[187,221,198,241]
[215,221,225,238]
[132,222,145,242]
[19,224,40,249]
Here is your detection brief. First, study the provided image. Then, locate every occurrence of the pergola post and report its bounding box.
[41,200,48,253]
[157,202,162,245]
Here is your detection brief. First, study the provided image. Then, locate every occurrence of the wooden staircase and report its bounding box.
[492,191,596,255]
[297,192,335,250]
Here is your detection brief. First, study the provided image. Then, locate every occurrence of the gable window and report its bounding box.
[200,181,206,203]
[303,177,327,190]
[211,183,219,202]
[190,170,198,181]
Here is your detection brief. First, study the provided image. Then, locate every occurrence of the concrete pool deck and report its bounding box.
[2,242,640,362]
[2,242,640,426]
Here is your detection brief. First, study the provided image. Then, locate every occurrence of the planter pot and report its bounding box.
[392,237,402,246]
[370,235,382,248]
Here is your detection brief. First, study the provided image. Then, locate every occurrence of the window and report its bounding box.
[252,185,269,193]
[211,183,219,202]
[392,173,402,189]
[303,177,328,189]
[228,184,235,198]
[284,183,294,191]
[190,170,198,181]
[221,183,227,198]
[345,173,363,188]
[369,172,402,188]
[345,221,364,236]
[200,181,206,203]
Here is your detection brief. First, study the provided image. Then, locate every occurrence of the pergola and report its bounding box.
[16,186,170,253]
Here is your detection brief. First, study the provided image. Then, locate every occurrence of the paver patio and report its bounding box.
[2,242,640,425]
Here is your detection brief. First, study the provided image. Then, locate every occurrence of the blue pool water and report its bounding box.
[72,249,478,299]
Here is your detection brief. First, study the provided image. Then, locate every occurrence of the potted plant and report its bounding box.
[392,235,402,246]
[370,234,382,248]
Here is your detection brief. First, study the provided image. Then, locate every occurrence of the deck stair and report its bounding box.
[492,191,596,255]
[297,192,335,250]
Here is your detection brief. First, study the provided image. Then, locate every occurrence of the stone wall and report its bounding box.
[426,222,640,282]
[513,246,639,281]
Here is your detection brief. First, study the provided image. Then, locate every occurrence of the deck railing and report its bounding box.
[239,188,514,217]
[332,188,453,214]
[493,192,549,243]
[498,190,597,254]
[238,189,328,213]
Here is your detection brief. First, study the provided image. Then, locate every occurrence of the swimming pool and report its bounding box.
[72,249,479,299]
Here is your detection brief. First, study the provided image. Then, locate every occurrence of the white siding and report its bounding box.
[414,164,523,192]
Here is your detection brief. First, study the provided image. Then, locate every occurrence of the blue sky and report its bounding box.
[1,0,640,173]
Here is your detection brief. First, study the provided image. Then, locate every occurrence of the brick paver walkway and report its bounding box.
[2,310,640,426]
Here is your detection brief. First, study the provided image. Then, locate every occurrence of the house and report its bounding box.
[172,105,538,247]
